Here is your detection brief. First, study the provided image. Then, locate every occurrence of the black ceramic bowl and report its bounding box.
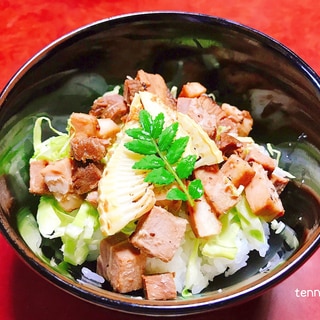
[0,12,320,317]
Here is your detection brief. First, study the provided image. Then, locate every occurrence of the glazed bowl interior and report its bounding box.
[0,12,320,316]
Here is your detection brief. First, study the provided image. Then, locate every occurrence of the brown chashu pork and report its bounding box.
[130,206,187,262]
[142,273,177,300]
[97,233,146,293]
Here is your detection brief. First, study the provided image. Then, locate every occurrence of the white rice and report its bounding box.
[146,219,270,295]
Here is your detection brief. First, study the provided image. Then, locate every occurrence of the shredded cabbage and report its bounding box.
[201,211,240,260]
[36,196,102,266]
[17,207,73,278]
[62,201,103,265]
[234,196,269,256]
[32,116,71,162]
[37,196,75,239]
[199,196,268,260]
[184,237,201,293]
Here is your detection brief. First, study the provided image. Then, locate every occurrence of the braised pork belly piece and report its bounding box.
[271,173,289,195]
[40,158,73,195]
[188,194,222,238]
[245,162,285,221]
[135,69,177,110]
[71,137,108,163]
[123,78,145,105]
[97,233,146,293]
[215,132,243,157]
[130,206,187,263]
[221,103,253,137]
[177,95,223,139]
[142,273,177,300]
[178,81,207,98]
[220,154,256,188]
[29,159,49,195]
[245,146,277,174]
[177,95,253,142]
[194,154,256,218]
[72,162,103,195]
[89,93,128,123]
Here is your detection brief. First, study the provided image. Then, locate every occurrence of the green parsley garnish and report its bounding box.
[124,110,204,206]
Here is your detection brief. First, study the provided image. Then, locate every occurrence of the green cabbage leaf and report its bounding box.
[32,116,71,162]
[36,196,103,266]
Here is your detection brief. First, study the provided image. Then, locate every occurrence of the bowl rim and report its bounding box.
[1,10,319,100]
[1,11,320,316]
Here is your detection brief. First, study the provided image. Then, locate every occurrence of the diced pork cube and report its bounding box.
[136,70,176,109]
[221,103,253,137]
[130,206,187,262]
[197,95,226,123]
[177,96,217,138]
[40,158,73,195]
[97,233,146,293]
[71,137,108,162]
[220,154,255,188]
[218,117,238,136]
[97,233,127,278]
[179,82,207,98]
[0,175,14,216]
[245,147,276,174]
[271,173,289,195]
[245,162,285,221]
[109,241,146,293]
[188,195,222,238]
[216,132,243,157]
[176,97,194,115]
[142,273,177,300]
[123,78,145,105]
[99,233,128,271]
[96,255,104,280]
[69,112,99,138]
[90,93,128,123]
[72,162,103,194]
[29,159,49,194]
[194,167,240,216]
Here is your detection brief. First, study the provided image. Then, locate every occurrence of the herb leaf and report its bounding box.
[124,140,157,155]
[167,187,188,201]
[188,179,204,200]
[144,167,175,185]
[139,109,153,133]
[166,136,189,164]
[126,128,151,141]
[133,155,165,169]
[176,155,197,179]
[158,122,179,152]
[151,113,165,139]
[125,110,203,206]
